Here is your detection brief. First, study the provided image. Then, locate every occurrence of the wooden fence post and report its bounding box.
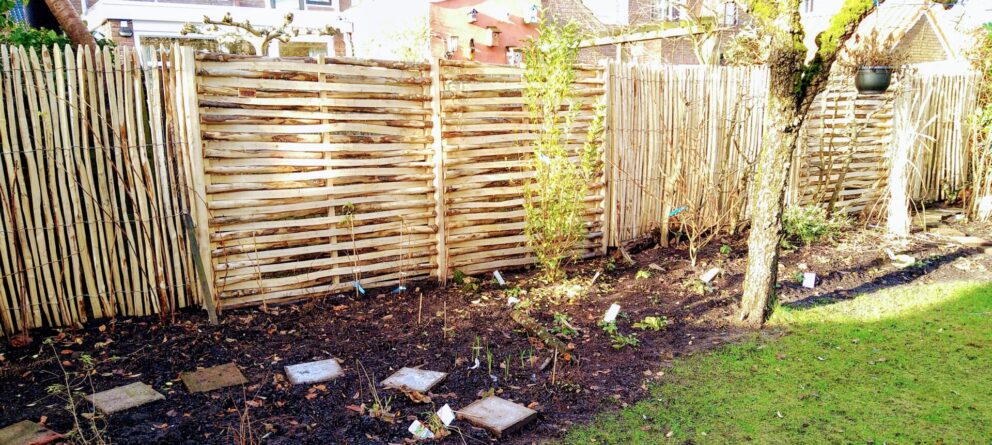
[601,63,613,252]
[430,59,447,284]
[176,47,217,320]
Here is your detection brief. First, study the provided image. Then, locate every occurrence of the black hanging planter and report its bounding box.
[855,66,893,94]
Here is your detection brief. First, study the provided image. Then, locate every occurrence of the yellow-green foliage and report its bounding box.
[816,0,875,59]
[969,24,992,219]
[522,18,603,282]
[740,0,876,101]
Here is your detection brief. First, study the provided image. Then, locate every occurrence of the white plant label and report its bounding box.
[494,270,506,286]
[802,272,816,289]
[437,404,455,426]
[603,303,621,323]
[700,268,720,283]
[408,419,435,439]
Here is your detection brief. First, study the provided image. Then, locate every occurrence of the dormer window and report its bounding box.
[524,4,539,24]
[654,0,680,21]
[487,26,501,46]
[506,47,522,66]
[722,1,739,26]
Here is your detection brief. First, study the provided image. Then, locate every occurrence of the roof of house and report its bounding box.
[847,0,974,61]
[542,0,618,33]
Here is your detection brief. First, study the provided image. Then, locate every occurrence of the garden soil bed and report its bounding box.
[1,221,990,444]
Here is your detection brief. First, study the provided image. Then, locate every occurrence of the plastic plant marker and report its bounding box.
[603,303,621,323]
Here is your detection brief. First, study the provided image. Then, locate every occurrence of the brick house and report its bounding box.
[545,0,982,66]
[343,0,541,64]
[803,0,974,65]
[543,0,746,64]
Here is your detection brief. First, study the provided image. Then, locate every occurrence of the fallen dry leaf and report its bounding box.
[402,390,431,404]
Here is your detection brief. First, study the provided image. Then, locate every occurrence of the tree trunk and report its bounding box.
[737,0,879,327]
[739,96,801,326]
[886,146,911,236]
[42,0,97,48]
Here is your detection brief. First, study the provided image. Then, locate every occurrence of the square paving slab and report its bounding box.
[0,420,63,445]
[84,382,165,414]
[457,396,537,437]
[380,367,447,393]
[181,362,247,393]
[284,359,343,385]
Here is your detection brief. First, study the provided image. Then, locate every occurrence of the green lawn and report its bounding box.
[565,281,992,444]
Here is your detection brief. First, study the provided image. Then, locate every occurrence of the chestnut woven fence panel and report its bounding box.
[791,84,896,216]
[192,53,439,309]
[437,60,607,277]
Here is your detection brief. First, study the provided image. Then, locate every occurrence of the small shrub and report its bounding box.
[598,321,640,350]
[782,206,848,247]
[720,244,733,255]
[635,269,651,280]
[790,271,805,284]
[452,269,466,285]
[604,257,617,272]
[506,286,523,298]
[682,278,709,295]
[550,312,578,338]
[633,316,669,331]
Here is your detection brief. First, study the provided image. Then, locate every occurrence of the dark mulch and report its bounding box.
[1,221,989,444]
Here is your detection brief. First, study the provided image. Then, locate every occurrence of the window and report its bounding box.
[722,1,739,26]
[487,26,501,47]
[802,0,814,13]
[524,4,539,24]
[446,36,459,59]
[654,0,680,21]
[271,0,303,9]
[305,0,335,7]
[506,47,522,66]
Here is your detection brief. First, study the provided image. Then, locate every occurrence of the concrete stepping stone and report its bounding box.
[0,420,63,445]
[931,226,967,237]
[284,359,343,385]
[380,367,447,393]
[84,382,165,414]
[949,235,992,248]
[181,362,247,393]
[457,396,537,437]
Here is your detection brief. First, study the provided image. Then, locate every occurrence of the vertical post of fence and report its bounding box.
[177,47,217,321]
[601,63,613,252]
[317,55,340,288]
[430,59,447,284]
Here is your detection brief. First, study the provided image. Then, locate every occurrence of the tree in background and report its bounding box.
[41,0,93,47]
[1,0,104,49]
[181,12,337,56]
[522,18,603,282]
[737,0,879,326]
